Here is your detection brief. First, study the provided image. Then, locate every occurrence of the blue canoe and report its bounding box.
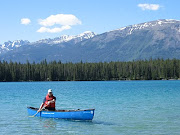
[27,107,95,120]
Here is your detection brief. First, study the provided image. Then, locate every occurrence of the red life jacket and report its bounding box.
[44,94,55,108]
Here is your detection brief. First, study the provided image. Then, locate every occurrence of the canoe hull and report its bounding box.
[27,107,95,120]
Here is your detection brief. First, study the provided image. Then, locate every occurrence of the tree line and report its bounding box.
[0,59,180,81]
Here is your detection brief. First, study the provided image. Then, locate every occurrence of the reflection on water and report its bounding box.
[92,120,118,126]
[41,118,57,129]
[32,117,118,134]
[39,117,118,128]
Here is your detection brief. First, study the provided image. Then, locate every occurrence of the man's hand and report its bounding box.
[48,101,51,104]
[38,103,44,112]
[37,109,41,112]
[48,100,55,104]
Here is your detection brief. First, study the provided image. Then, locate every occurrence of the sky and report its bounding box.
[0,0,180,44]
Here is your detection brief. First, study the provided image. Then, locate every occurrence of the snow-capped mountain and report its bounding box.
[35,31,96,44]
[0,31,95,54]
[78,19,180,61]
[0,40,30,54]
[111,19,180,36]
[1,19,180,63]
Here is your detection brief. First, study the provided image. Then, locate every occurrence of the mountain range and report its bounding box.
[0,19,180,63]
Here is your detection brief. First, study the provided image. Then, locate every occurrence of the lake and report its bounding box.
[0,81,180,135]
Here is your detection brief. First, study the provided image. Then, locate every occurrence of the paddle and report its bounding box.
[29,104,48,117]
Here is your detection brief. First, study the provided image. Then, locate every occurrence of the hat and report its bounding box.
[48,89,52,93]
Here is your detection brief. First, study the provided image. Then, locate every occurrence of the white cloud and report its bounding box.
[21,18,31,25]
[37,14,81,33]
[37,25,71,33]
[39,14,81,26]
[138,4,160,11]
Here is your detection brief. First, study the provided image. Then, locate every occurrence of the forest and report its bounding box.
[0,59,180,81]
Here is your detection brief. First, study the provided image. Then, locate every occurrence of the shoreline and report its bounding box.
[0,79,179,82]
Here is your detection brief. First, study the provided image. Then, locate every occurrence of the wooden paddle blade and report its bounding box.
[29,115,35,117]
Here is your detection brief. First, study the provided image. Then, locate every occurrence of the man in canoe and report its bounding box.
[38,89,56,111]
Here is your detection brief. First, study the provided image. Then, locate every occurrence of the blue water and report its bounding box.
[0,81,180,135]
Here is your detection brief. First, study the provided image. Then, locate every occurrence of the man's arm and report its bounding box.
[38,103,44,112]
[38,97,46,112]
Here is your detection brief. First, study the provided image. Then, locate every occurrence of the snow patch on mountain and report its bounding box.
[0,40,30,54]
[36,31,96,44]
[113,19,180,35]
[0,31,96,54]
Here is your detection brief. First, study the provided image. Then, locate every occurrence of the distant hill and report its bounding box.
[0,19,180,63]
